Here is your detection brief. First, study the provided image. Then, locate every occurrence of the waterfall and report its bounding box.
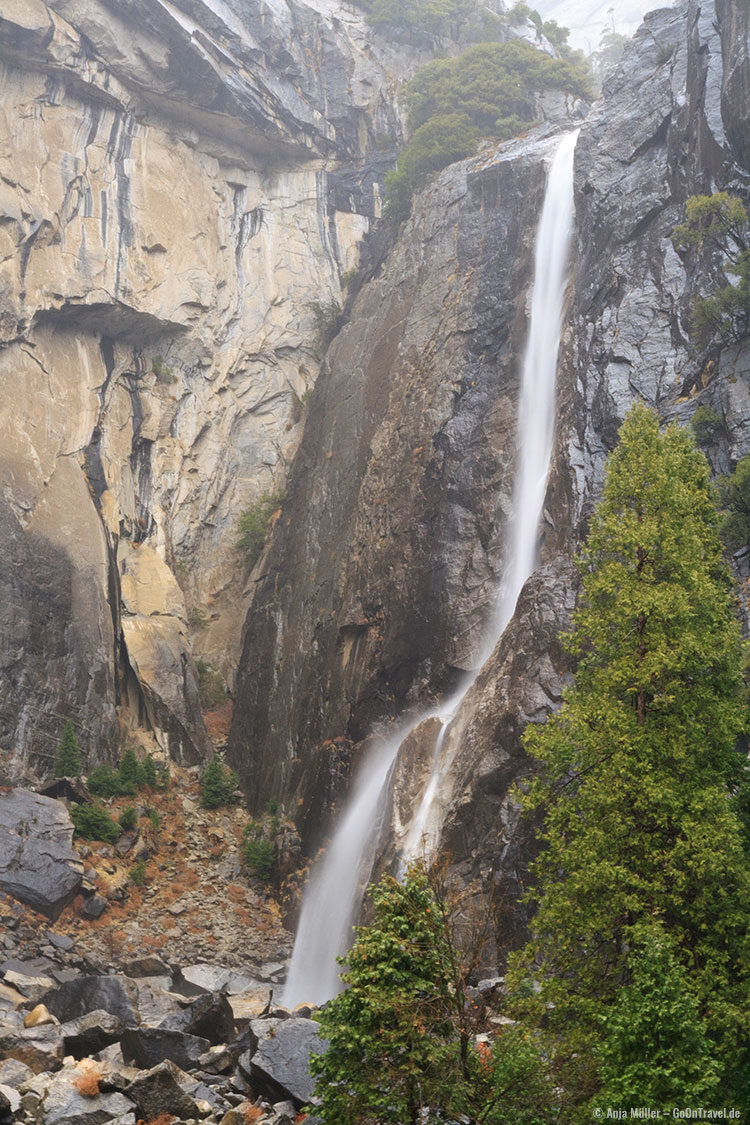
[282,129,579,1009]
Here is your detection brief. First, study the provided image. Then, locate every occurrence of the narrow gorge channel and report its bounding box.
[283,129,579,1009]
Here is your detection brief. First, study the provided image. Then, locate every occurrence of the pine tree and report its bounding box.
[311,865,466,1125]
[54,720,82,777]
[508,404,750,1112]
[199,756,239,809]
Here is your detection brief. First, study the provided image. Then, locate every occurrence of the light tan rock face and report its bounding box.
[0,0,415,766]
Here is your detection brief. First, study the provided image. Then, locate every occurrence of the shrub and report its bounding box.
[118,806,138,833]
[307,299,344,350]
[152,355,177,384]
[119,747,146,789]
[194,660,229,711]
[73,1063,102,1097]
[200,757,239,809]
[690,404,724,445]
[387,40,592,219]
[54,720,82,777]
[242,821,276,881]
[716,454,750,551]
[130,860,147,886]
[672,192,750,349]
[71,802,121,844]
[87,764,133,798]
[235,489,285,569]
[142,756,158,789]
[87,750,165,797]
[148,809,162,833]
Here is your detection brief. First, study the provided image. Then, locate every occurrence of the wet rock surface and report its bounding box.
[0,791,83,920]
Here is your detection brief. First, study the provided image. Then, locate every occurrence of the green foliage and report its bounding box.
[308,299,345,350]
[118,805,138,833]
[716,454,750,551]
[311,864,464,1124]
[54,720,82,777]
[152,354,177,384]
[148,808,161,833]
[242,820,276,881]
[385,114,480,221]
[672,193,750,349]
[119,747,145,789]
[387,41,592,219]
[235,489,286,569]
[71,802,121,844]
[597,921,720,1108]
[312,862,553,1124]
[194,659,229,711]
[690,403,723,445]
[199,756,239,809]
[129,859,147,886]
[509,404,750,1111]
[87,765,134,799]
[88,751,167,797]
[142,756,157,789]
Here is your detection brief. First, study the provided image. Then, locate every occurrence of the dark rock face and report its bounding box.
[229,0,750,955]
[59,1011,125,1058]
[43,976,141,1028]
[0,790,83,919]
[123,1059,203,1122]
[121,1026,212,1071]
[229,126,578,845]
[242,1018,326,1107]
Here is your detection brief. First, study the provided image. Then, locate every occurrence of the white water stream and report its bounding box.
[282,130,579,1009]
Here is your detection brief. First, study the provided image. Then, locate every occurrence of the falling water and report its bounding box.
[282,130,579,1009]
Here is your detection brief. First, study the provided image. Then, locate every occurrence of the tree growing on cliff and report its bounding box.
[200,756,239,809]
[54,720,82,777]
[672,192,750,349]
[385,40,592,220]
[508,404,750,1112]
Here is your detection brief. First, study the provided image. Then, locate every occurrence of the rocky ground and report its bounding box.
[0,755,320,1124]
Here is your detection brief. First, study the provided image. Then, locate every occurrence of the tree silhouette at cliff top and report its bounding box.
[508,403,750,1116]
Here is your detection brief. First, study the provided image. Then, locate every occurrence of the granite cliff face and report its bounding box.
[229,0,750,947]
[2,0,750,952]
[0,0,422,768]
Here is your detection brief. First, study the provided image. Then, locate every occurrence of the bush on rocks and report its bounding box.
[70,803,121,844]
[200,757,239,809]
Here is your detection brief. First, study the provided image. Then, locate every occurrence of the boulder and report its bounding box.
[161,991,235,1044]
[122,956,170,978]
[121,1027,211,1071]
[4,969,56,1003]
[43,976,140,1027]
[132,978,184,1027]
[39,1073,133,1125]
[0,1058,33,1086]
[0,790,83,918]
[197,1025,258,1074]
[24,1004,57,1028]
[60,1010,125,1056]
[242,1018,327,1106]
[0,1024,64,1072]
[0,1086,14,1125]
[123,1059,205,1121]
[36,778,92,805]
[82,894,108,920]
[228,986,272,1022]
[175,964,259,996]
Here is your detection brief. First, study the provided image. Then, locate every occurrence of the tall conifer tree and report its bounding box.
[509,404,750,1112]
